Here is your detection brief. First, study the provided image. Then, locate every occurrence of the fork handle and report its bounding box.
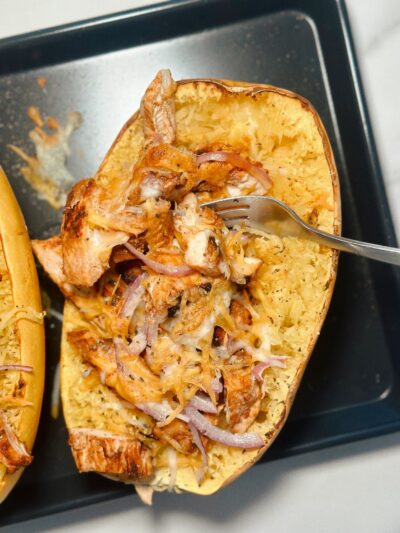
[306,228,400,266]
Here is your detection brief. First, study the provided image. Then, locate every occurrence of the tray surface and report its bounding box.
[0,0,399,525]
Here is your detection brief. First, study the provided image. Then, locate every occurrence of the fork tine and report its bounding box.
[223,218,249,228]
[218,207,250,220]
[202,198,250,211]
[223,218,268,233]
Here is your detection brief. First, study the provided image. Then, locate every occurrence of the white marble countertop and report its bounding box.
[1,1,399,532]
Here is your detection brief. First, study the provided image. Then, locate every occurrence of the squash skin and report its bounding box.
[0,167,45,503]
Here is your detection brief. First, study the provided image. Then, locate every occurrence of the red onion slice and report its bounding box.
[189,422,208,484]
[114,334,146,357]
[211,371,223,394]
[176,413,189,423]
[197,151,272,191]
[128,332,147,355]
[125,243,195,277]
[0,364,32,372]
[135,401,172,422]
[120,273,146,318]
[145,314,165,348]
[189,392,217,414]
[252,356,287,382]
[265,355,287,367]
[185,406,264,449]
[252,362,269,383]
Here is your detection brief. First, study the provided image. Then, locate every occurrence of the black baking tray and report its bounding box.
[1,0,399,525]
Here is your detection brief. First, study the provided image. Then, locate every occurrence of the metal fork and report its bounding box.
[201,196,400,266]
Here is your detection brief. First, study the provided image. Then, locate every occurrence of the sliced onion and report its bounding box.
[0,409,31,458]
[252,357,287,382]
[189,422,208,484]
[211,370,223,394]
[189,392,217,414]
[184,407,264,449]
[252,362,269,382]
[128,332,147,355]
[114,334,146,357]
[135,401,172,422]
[125,243,195,277]
[0,364,32,372]
[197,151,272,191]
[145,314,165,348]
[120,273,146,318]
[176,413,189,423]
[264,355,287,367]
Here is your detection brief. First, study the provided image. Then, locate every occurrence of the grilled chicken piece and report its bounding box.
[212,326,228,348]
[142,143,196,174]
[222,350,261,433]
[230,300,252,328]
[146,217,175,251]
[140,69,177,146]
[68,330,162,404]
[32,237,127,336]
[32,236,98,311]
[68,428,153,477]
[61,178,129,287]
[136,143,198,203]
[153,419,195,455]
[32,235,73,296]
[196,160,233,191]
[0,411,32,474]
[174,193,229,277]
[145,272,206,315]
